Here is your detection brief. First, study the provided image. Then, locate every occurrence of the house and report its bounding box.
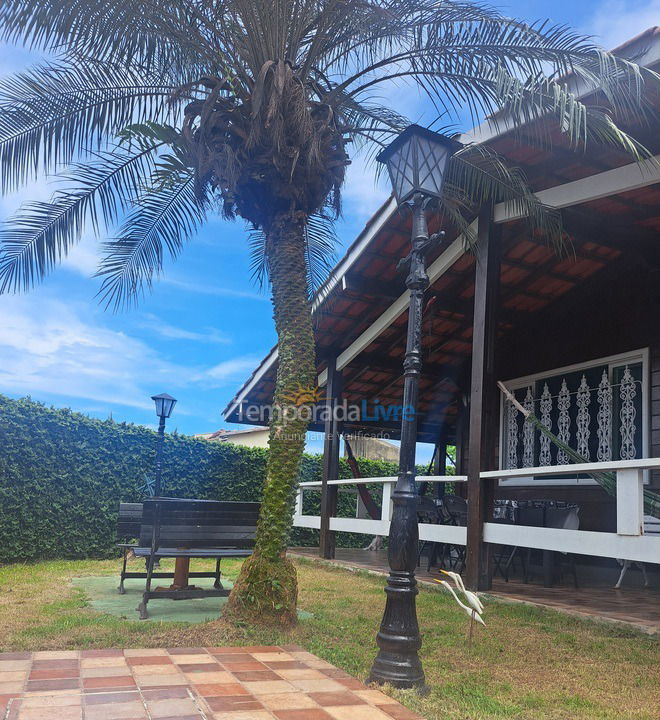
[223,28,660,596]
[197,426,399,462]
[196,426,270,448]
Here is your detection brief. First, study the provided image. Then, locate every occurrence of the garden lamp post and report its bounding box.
[368,125,460,689]
[151,393,177,497]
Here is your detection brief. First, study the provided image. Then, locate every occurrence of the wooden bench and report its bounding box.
[134,498,260,619]
[116,502,228,594]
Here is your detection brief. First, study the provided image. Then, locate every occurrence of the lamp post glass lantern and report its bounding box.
[368,126,460,690]
[151,393,177,497]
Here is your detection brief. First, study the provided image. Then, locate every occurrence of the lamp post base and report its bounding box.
[367,570,426,690]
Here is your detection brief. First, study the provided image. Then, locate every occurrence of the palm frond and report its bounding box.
[0,143,161,293]
[0,60,178,191]
[445,145,563,249]
[96,173,206,309]
[0,0,197,70]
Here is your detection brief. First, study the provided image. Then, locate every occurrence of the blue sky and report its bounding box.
[0,0,657,446]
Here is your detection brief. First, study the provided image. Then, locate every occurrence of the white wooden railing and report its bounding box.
[293,459,660,564]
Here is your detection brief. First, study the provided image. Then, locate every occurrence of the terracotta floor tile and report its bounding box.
[252,653,293,663]
[337,678,363,690]
[80,649,123,658]
[177,663,222,673]
[0,653,31,661]
[141,687,191,700]
[19,695,81,708]
[320,669,350,679]
[23,689,80,697]
[231,670,282,682]
[83,701,147,719]
[288,679,345,693]
[84,691,141,705]
[123,649,168,657]
[134,674,188,687]
[262,661,308,671]
[186,671,235,685]
[219,661,266,672]
[81,657,128,669]
[353,689,398,705]
[131,664,180,676]
[204,694,264,712]
[166,648,208,655]
[258,692,318,711]
[309,691,367,707]
[16,705,82,720]
[325,705,394,720]
[211,653,254,664]
[32,651,79,661]
[147,697,199,718]
[170,654,212,664]
[273,709,334,720]
[275,669,327,681]
[82,666,135,678]
[206,647,251,655]
[31,660,78,671]
[376,703,425,719]
[238,646,283,654]
[241,681,296,696]
[212,712,274,720]
[29,669,79,680]
[126,656,173,666]
[193,683,248,697]
[83,676,136,689]
[0,672,28,683]
[0,661,31,673]
[155,715,203,720]
[25,679,80,693]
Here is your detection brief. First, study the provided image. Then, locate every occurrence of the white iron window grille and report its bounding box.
[500,350,648,485]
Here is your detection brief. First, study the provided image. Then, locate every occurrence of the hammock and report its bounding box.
[343,433,381,520]
[499,382,660,519]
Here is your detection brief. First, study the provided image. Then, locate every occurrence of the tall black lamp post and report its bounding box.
[151,393,177,497]
[368,125,460,689]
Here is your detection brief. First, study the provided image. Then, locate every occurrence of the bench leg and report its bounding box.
[214,558,223,589]
[138,554,156,620]
[118,548,128,594]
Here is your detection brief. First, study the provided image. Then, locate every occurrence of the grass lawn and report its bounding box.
[0,555,657,720]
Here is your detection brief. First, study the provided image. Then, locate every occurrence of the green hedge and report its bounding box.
[0,395,398,563]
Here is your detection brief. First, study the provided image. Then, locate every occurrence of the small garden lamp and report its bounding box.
[368,126,460,691]
[151,393,177,497]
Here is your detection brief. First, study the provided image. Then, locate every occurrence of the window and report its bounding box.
[499,349,649,486]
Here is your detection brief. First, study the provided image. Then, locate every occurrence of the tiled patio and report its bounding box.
[0,646,423,720]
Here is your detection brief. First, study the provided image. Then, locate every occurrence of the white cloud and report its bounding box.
[588,0,659,50]
[0,294,197,409]
[60,237,100,277]
[138,313,232,344]
[203,356,263,385]
[161,276,268,301]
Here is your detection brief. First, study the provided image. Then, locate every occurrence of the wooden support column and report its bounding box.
[319,357,343,559]
[465,204,501,591]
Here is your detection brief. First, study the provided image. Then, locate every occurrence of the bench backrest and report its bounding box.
[117,502,143,541]
[140,498,260,549]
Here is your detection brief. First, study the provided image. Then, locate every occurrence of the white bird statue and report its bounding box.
[436,580,486,626]
[435,570,487,648]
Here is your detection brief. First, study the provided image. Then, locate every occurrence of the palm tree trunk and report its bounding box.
[227,210,316,624]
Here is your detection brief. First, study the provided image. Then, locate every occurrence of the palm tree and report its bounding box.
[0,1,655,624]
